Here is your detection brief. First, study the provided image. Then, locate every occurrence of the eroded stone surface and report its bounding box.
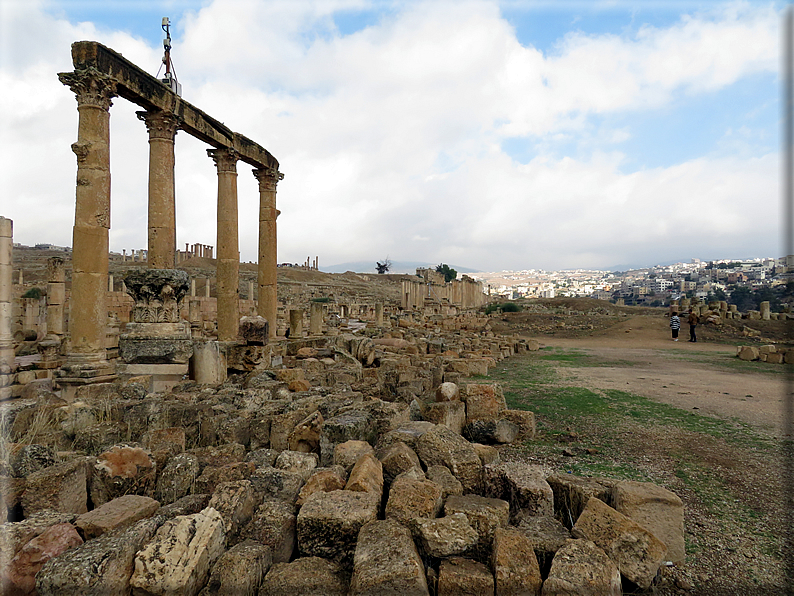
[75,494,160,539]
[260,556,347,596]
[541,539,621,596]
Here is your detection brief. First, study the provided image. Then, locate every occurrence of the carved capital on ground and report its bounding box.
[253,166,284,192]
[58,69,117,110]
[124,269,190,323]
[136,110,179,140]
[207,147,239,173]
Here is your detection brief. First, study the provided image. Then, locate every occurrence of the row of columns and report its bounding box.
[59,68,283,378]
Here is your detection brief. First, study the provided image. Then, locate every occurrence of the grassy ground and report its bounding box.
[481,348,785,594]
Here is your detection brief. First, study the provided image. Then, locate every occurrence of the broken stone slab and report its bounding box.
[333,440,374,472]
[288,410,324,453]
[437,557,493,596]
[297,490,379,568]
[542,538,621,596]
[482,462,553,521]
[460,383,506,425]
[3,522,83,596]
[613,480,685,564]
[375,421,435,454]
[410,512,478,559]
[156,452,200,505]
[514,513,571,577]
[463,418,519,444]
[207,480,255,542]
[75,494,160,539]
[471,443,499,466]
[443,494,509,562]
[414,424,482,493]
[129,506,226,596]
[260,556,348,596]
[435,382,460,402]
[0,510,77,575]
[195,462,257,495]
[189,442,247,469]
[274,450,319,481]
[248,467,304,504]
[238,499,296,563]
[245,448,279,468]
[344,453,383,498]
[296,468,347,507]
[10,444,56,478]
[90,444,157,507]
[377,441,422,484]
[198,539,271,596]
[36,515,161,596]
[239,316,269,346]
[422,401,466,435]
[385,475,443,526]
[426,465,463,499]
[21,458,89,517]
[546,474,614,529]
[501,409,536,440]
[571,497,667,589]
[349,519,430,596]
[492,527,542,596]
[319,409,375,466]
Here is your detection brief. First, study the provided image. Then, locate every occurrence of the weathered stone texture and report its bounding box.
[384,476,443,526]
[75,494,160,539]
[410,512,478,559]
[260,556,347,596]
[415,424,482,493]
[541,539,621,596]
[21,458,88,517]
[437,557,493,596]
[492,527,542,596]
[198,539,271,596]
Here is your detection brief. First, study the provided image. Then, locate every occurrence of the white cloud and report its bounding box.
[0,0,781,272]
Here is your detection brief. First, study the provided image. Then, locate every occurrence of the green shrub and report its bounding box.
[311,297,331,303]
[21,287,43,299]
[485,301,521,315]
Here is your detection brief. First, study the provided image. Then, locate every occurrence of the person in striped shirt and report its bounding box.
[669,312,681,341]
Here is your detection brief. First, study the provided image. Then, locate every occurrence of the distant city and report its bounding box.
[472,256,793,308]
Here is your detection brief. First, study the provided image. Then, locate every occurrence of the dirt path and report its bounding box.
[526,316,789,437]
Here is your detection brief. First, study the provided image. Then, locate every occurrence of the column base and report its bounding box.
[117,362,188,394]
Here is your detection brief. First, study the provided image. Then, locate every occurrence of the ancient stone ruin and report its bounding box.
[0,40,687,596]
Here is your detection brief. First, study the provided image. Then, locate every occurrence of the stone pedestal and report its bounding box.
[190,340,227,385]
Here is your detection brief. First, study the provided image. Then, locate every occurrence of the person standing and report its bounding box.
[669,312,681,341]
[688,309,699,342]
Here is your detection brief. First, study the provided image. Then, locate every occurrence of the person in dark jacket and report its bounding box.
[669,312,680,341]
[687,309,699,342]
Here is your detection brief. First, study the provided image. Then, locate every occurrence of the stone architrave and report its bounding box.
[253,167,282,339]
[0,217,13,399]
[209,147,241,341]
[137,109,179,269]
[57,69,118,385]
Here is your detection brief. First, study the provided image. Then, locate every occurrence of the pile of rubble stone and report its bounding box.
[735,344,791,364]
[0,327,684,595]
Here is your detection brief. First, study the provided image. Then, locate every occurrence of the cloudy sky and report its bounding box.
[0,0,782,272]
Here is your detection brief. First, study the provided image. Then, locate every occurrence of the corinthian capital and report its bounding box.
[136,110,179,140]
[58,69,117,110]
[207,147,239,173]
[252,166,284,192]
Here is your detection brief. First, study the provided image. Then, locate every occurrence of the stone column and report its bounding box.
[208,147,240,341]
[205,278,211,298]
[309,302,323,335]
[108,274,114,292]
[58,69,117,381]
[375,302,384,326]
[760,301,771,320]
[190,279,196,297]
[253,166,283,338]
[248,281,255,301]
[289,308,303,338]
[0,217,13,399]
[45,257,66,338]
[138,110,178,269]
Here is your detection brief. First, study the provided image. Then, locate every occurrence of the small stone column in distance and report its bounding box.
[108,274,114,292]
[0,217,14,399]
[375,302,384,326]
[309,302,323,335]
[57,69,118,387]
[190,278,196,297]
[208,147,240,342]
[760,301,770,320]
[253,166,283,339]
[138,110,178,269]
[205,278,211,298]
[289,309,303,338]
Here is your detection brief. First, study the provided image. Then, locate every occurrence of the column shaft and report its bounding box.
[0,218,13,392]
[253,167,283,338]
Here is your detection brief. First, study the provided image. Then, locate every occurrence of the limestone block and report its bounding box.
[423,401,466,434]
[11,444,56,478]
[239,316,268,345]
[156,453,200,505]
[464,418,519,444]
[333,440,374,472]
[514,513,571,576]
[613,480,685,564]
[546,474,613,527]
[471,443,498,466]
[426,465,463,499]
[271,408,316,452]
[75,494,160,539]
[410,512,478,559]
[189,442,247,469]
[444,494,509,562]
[21,458,88,517]
[146,427,186,456]
[195,462,257,495]
[437,557,493,596]
[208,480,255,541]
[541,539,621,596]
[296,468,347,507]
[415,424,482,493]
[385,476,443,525]
[767,352,785,364]
[297,490,379,567]
[274,450,319,481]
[375,421,435,454]
[130,507,226,596]
[345,453,383,498]
[482,462,554,521]
[461,383,506,425]
[319,409,375,466]
[377,441,422,484]
[90,444,156,507]
[435,381,460,402]
[0,510,77,576]
[759,344,777,355]
[260,556,347,596]
[238,499,296,563]
[492,527,542,596]
[571,497,667,589]
[3,522,83,596]
[349,519,429,596]
[36,515,161,596]
[501,409,536,440]
[248,468,304,504]
[245,448,279,468]
[198,539,271,596]
[288,410,323,452]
